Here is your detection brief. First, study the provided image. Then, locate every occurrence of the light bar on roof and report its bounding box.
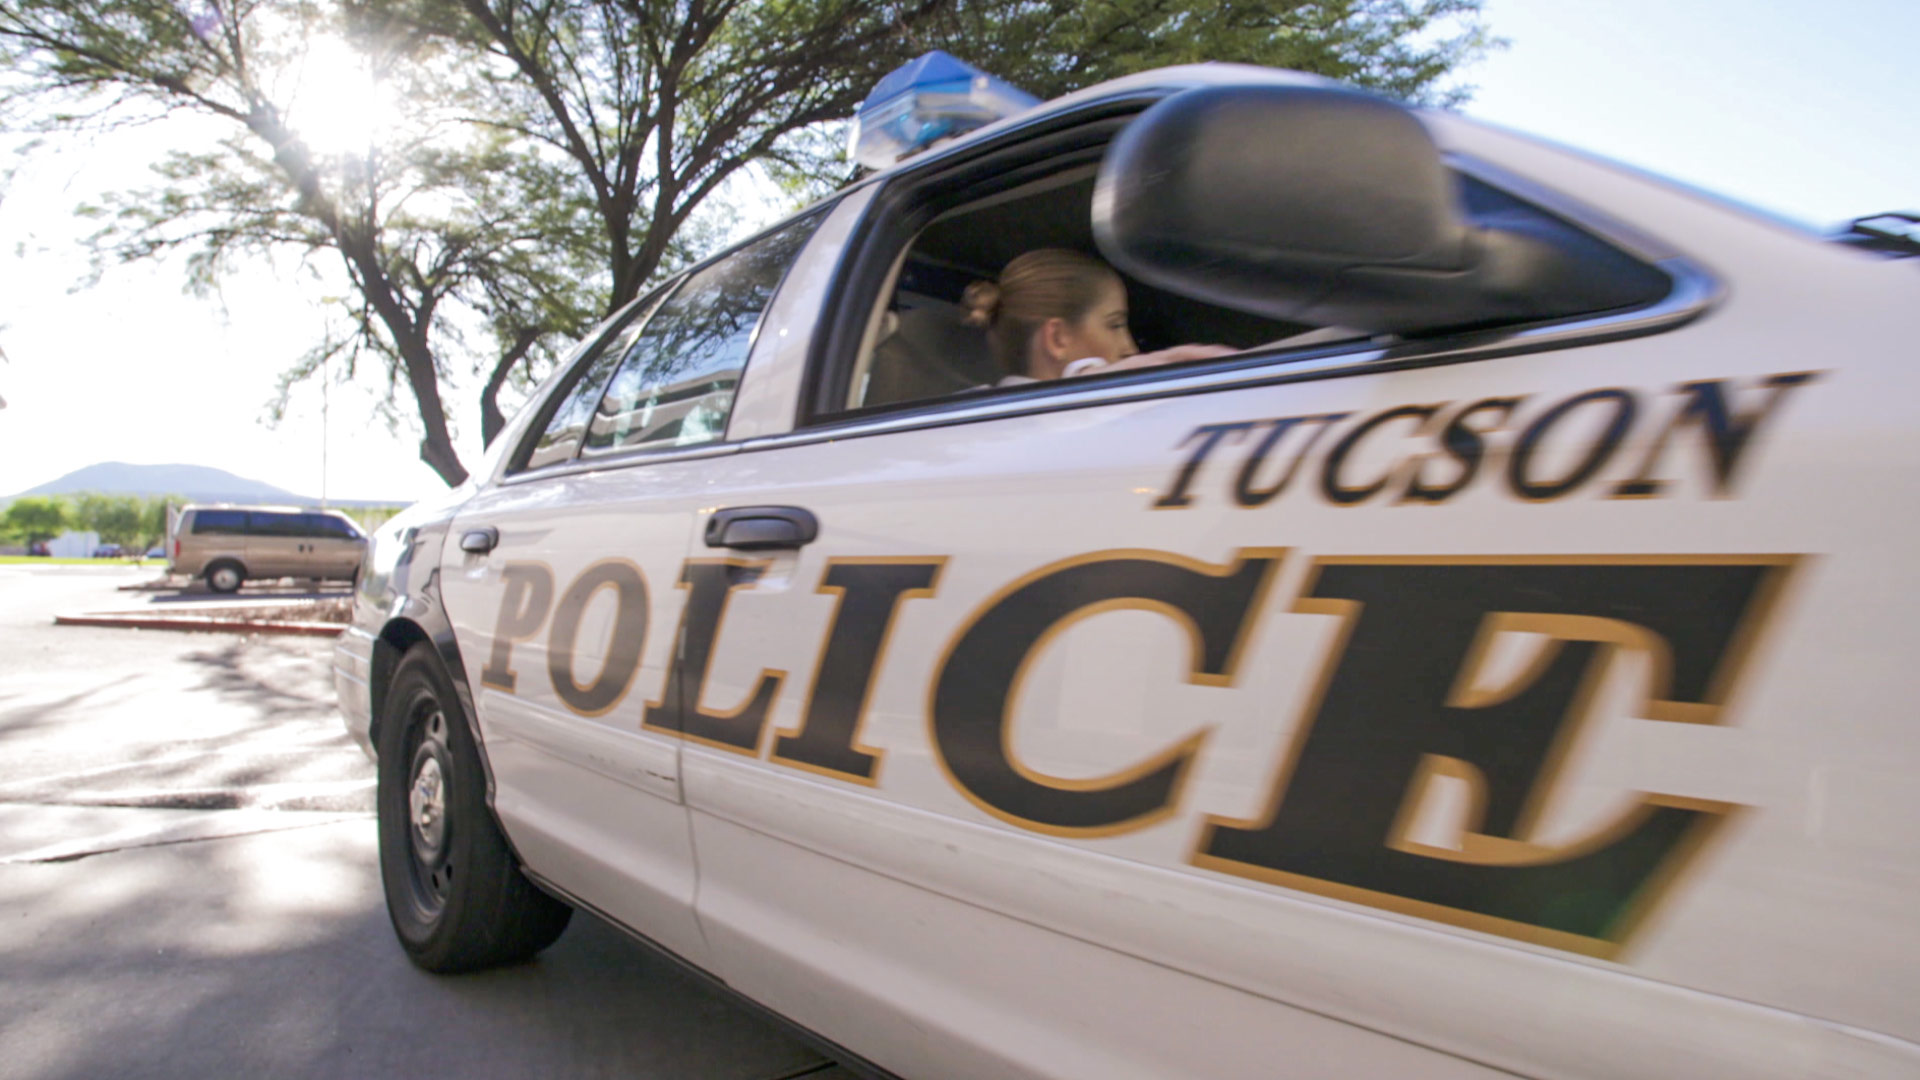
[850,51,1040,170]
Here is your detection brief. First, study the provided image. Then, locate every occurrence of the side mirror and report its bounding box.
[1093,84,1669,335]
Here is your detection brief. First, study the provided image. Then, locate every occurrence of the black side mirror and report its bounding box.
[1093,84,1669,335]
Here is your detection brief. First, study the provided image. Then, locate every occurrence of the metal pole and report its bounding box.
[320,351,330,509]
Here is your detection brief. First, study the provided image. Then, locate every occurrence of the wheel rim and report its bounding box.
[402,701,455,921]
[210,566,239,591]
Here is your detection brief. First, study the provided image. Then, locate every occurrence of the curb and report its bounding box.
[54,612,346,637]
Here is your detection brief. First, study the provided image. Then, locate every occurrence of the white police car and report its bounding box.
[334,55,1919,1079]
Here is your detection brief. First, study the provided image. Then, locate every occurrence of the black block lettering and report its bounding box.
[771,559,945,784]
[1193,556,1795,957]
[643,560,783,754]
[930,548,1284,835]
[547,559,648,717]
[479,562,555,693]
[1612,372,1821,498]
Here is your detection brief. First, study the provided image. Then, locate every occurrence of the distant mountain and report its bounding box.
[6,462,406,509]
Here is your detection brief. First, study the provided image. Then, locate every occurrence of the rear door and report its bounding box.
[434,212,827,968]
[243,511,303,580]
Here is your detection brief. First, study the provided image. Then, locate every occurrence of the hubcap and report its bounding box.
[211,567,238,590]
[402,704,455,918]
[410,754,446,856]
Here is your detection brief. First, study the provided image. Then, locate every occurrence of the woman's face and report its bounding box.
[1039,278,1138,372]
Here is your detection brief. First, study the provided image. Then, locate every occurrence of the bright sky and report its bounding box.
[0,0,1913,504]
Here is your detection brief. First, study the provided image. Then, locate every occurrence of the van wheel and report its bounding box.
[205,561,244,594]
[377,644,572,972]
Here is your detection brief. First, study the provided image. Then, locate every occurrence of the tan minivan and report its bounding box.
[172,505,367,593]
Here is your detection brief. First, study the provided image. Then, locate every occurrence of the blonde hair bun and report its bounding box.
[961,280,1001,327]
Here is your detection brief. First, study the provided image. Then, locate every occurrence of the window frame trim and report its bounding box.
[501,204,838,481]
[784,96,1720,450]
[575,208,828,462]
[741,252,1716,457]
[504,276,687,477]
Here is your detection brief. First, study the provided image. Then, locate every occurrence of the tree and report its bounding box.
[420,0,1495,325]
[2,495,70,546]
[3,0,1495,485]
[74,492,145,549]
[138,494,184,553]
[0,0,596,485]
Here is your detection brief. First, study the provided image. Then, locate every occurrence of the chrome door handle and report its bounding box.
[704,506,818,550]
[459,527,500,554]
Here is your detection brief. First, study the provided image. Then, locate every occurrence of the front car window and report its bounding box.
[582,214,821,455]
[303,513,360,539]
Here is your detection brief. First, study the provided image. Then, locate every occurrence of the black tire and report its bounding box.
[205,561,245,594]
[376,644,571,972]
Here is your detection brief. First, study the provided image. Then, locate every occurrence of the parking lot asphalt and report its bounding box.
[0,564,851,1080]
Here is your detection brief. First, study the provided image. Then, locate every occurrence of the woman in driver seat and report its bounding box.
[962,249,1236,384]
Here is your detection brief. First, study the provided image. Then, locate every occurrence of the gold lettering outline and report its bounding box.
[478,560,557,694]
[1189,552,1800,960]
[1321,404,1446,506]
[547,558,649,719]
[1506,387,1637,503]
[769,556,949,787]
[925,547,1286,839]
[641,557,789,757]
[1396,397,1525,505]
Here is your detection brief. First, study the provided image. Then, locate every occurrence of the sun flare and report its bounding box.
[287,36,392,156]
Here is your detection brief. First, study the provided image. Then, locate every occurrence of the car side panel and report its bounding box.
[668,225,1917,1075]
[436,461,726,969]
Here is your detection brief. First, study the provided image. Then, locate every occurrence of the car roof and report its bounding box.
[182,504,348,514]
[850,63,1340,190]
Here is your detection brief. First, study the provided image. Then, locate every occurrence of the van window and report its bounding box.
[191,510,247,535]
[303,514,361,539]
[247,512,305,537]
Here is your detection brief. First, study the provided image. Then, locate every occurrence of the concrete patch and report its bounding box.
[0,801,372,864]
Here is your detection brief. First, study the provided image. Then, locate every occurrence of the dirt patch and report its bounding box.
[176,599,353,624]
[54,598,351,636]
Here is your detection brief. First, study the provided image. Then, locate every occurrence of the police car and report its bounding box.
[333,55,1918,1079]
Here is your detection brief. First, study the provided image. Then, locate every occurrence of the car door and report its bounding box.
[434,212,827,969]
[244,510,303,580]
[660,100,1904,1079]
[304,513,365,579]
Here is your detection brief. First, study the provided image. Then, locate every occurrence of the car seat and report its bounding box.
[862,305,1004,407]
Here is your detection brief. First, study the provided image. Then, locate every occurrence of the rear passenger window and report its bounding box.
[247,512,303,537]
[520,292,671,473]
[191,510,246,535]
[583,214,820,455]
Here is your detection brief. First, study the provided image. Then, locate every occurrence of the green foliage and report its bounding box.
[139,493,183,550]
[73,492,144,547]
[3,0,1496,486]
[341,504,406,532]
[1,495,70,545]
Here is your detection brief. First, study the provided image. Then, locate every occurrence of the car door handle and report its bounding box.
[704,506,819,550]
[459,527,500,554]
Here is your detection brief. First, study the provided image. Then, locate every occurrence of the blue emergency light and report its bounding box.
[850,51,1040,169]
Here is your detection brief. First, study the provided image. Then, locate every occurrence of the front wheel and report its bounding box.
[376,644,571,972]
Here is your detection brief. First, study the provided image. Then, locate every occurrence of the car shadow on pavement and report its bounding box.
[0,821,835,1080]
